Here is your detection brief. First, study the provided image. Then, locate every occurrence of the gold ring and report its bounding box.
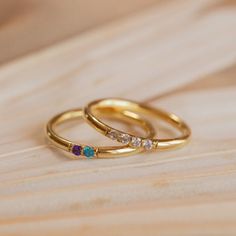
[46,108,156,159]
[84,98,191,150]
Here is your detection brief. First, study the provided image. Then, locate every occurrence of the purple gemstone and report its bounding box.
[72,145,82,156]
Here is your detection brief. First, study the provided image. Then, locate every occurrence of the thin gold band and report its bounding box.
[46,108,156,158]
[84,98,191,150]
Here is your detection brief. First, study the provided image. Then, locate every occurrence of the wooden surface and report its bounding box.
[0,0,236,235]
[0,0,158,65]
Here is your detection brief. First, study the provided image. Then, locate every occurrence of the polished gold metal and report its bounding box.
[84,98,191,150]
[46,108,156,158]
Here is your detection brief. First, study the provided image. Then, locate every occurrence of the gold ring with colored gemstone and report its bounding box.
[46,108,156,159]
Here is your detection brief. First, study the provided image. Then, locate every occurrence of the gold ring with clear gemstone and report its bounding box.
[84,98,191,151]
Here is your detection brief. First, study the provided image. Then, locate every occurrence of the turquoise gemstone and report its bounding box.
[83,146,95,158]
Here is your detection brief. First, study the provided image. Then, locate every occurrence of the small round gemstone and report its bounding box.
[143,139,153,150]
[131,137,142,147]
[72,145,82,156]
[83,146,95,158]
[107,130,118,140]
[119,133,131,144]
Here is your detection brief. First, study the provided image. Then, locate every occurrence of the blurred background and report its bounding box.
[0,0,160,64]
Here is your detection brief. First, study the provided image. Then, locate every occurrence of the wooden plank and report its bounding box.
[0,0,236,235]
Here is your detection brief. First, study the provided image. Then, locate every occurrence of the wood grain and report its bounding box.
[0,0,158,65]
[0,0,236,235]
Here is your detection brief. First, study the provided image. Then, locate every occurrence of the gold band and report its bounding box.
[46,108,156,159]
[84,98,191,150]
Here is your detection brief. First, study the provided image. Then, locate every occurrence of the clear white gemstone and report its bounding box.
[143,139,153,150]
[107,130,118,140]
[131,137,142,147]
[119,133,131,144]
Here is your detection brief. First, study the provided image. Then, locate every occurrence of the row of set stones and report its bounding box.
[107,130,156,150]
[71,145,95,158]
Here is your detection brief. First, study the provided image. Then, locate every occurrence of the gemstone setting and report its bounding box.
[107,130,118,140]
[72,145,82,156]
[131,137,142,147]
[83,146,95,158]
[118,133,131,144]
[143,139,153,150]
